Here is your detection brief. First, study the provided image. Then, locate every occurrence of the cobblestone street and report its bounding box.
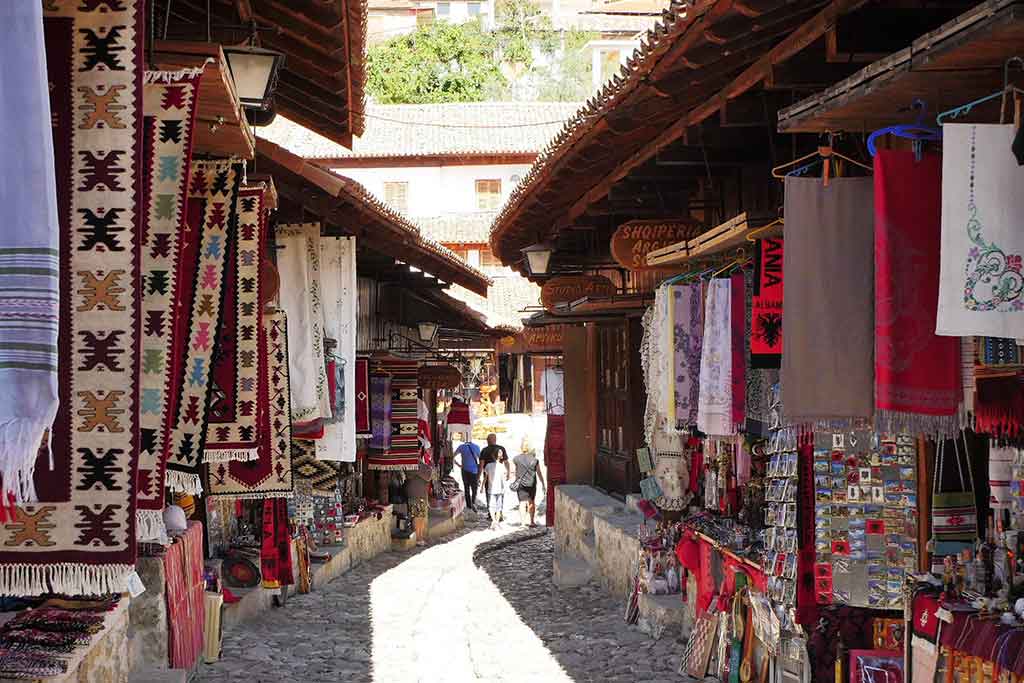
[196,517,683,683]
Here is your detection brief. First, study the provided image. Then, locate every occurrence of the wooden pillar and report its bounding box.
[563,324,597,484]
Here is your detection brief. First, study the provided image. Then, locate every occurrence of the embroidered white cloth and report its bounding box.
[990,445,1016,509]
[276,224,330,426]
[318,236,357,462]
[697,279,735,436]
[0,2,60,502]
[937,124,1024,338]
[541,367,565,415]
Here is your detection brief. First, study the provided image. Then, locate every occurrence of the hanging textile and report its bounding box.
[445,398,473,438]
[744,266,778,434]
[276,224,330,433]
[0,0,145,596]
[165,522,205,670]
[367,359,421,470]
[673,283,704,430]
[697,279,734,437]
[207,312,294,499]
[750,237,784,368]
[541,366,565,415]
[355,357,371,436]
[730,272,746,431]
[165,160,241,494]
[975,373,1024,438]
[291,439,341,495]
[260,498,293,589]
[989,445,1015,509]
[874,150,962,437]
[782,176,875,426]
[978,336,1021,365]
[544,414,566,527]
[0,2,61,505]
[653,451,689,510]
[961,336,977,416]
[136,67,202,541]
[937,124,1024,339]
[204,185,267,464]
[318,237,357,462]
[368,373,391,451]
[417,398,432,464]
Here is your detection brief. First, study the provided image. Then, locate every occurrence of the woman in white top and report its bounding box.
[483,449,509,530]
[512,437,545,528]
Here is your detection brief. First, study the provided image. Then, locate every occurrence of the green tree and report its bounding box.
[367,19,505,104]
[535,29,597,102]
[493,0,558,69]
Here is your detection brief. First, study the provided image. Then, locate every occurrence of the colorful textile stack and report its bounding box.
[874,150,961,437]
[165,521,205,670]
[165,160,241,495]
[0,0,146,597]
[207,312,294,499]
[318,236,358,461]
[782,176,875,425]
[260,498,294,589]
[204,186,268,464]
[136,67,203,542]
[367,359,421,470]
[0,600,114,679]
[368,373,392,451]
[276,224,330,436]
[0,3,60,505]
[291,439,341,495]
[355,357,371,436]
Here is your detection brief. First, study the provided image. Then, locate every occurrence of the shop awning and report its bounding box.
[778,0,1024,133]
[257,140,492,296]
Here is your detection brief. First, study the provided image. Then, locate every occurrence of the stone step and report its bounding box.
[129,668,188,683]
[553,554,593,588]
[637,593,688,640]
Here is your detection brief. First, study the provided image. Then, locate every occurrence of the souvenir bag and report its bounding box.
[683,609,720,678]
[930,433,976,573]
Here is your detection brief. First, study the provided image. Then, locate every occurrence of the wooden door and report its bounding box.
[594,318,643,497]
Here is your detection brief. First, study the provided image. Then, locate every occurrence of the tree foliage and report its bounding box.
[367,19,505,104]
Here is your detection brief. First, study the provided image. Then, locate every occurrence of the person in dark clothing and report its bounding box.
[479,434,509,522]
[454,440,482,511]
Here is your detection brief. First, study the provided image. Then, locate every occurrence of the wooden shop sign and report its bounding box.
[498,325,564,353]
[540,275,616,312]
[417,364,462,390]
[611,220,693,271]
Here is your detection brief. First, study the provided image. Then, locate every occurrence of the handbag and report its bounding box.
[509,461,536,492]
[930,433,976,572]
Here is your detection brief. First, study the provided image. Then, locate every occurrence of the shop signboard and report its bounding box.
[540,275,616,312]
[611,220,693,271]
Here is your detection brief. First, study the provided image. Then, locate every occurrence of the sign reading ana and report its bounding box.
[540,275,616,311]
[611,220,693,271]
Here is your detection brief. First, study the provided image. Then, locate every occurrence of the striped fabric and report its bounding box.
[367,358,421,470]
[0,2,60,503]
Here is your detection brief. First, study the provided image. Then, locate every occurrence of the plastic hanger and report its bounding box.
[747,216,783,243]
[937,57,1024,126]
[771,133,871,186]
[711,249,749,278]
[867,99,942,160]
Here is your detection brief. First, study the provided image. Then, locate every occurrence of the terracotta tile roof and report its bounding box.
[418,213,495,244]
[258,102,583,159]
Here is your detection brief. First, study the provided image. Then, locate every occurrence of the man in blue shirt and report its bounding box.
[454,440,482,512]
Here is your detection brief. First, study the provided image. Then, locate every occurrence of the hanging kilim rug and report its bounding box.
[0,0,145,596]
[355,357,371,436]
[204,185,267,464]
[290,439,341,495]
[164,160,241,495]
[260,498,293,589]
[207,312,293,499]
[368,373,391,452]
[0,3,60,505]
[367,358,421,470]
[135,67,203,542]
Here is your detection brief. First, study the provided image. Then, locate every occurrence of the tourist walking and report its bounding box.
[453,439,482,512]
[481,433,510,527]
[512,438,545,527]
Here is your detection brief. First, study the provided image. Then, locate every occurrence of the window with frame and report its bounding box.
[383,181,409,213]
[436,1,450,17]
[467,1,481,15]
[475,179,501,210]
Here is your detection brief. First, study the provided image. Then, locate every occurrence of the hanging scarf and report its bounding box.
[673,283,703,430]
[135,67,203,541]
[369,373,392,451]
[276,224,329,432]
[730,272,746,431]
[318,236,357,462]
[260,498,293,589]
[937,124,1024,339]
[0,2,60,504]
[165,160,241,495]
[744,265,778,434]
[975,373,1024,438]
[697,279,734,436]
[750,237,784,368]
[989,445,1016,509]
[874,150,962,437]
[782,176,875,426]
[203,185,267,464]
[355,357,371,436]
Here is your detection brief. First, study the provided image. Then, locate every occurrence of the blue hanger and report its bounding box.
[786,158,822,177]
[867,99,941,160]
[936,57,1024,126]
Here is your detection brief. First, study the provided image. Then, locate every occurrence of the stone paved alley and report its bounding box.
[196,518,683,683]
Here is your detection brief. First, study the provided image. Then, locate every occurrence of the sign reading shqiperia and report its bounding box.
[540,275,617,311]
[611,220,693,271]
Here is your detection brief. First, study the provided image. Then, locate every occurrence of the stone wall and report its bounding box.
[74,604,130,683]
[127,557,168,672]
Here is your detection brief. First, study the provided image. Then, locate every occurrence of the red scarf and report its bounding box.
[751,238,783,368]
[260,498,293,589]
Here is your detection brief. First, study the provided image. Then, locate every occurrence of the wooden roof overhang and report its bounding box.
[155,0,367,147]
[489,0,977,281]
[257,140,492,296]
[778,0,1024,133]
